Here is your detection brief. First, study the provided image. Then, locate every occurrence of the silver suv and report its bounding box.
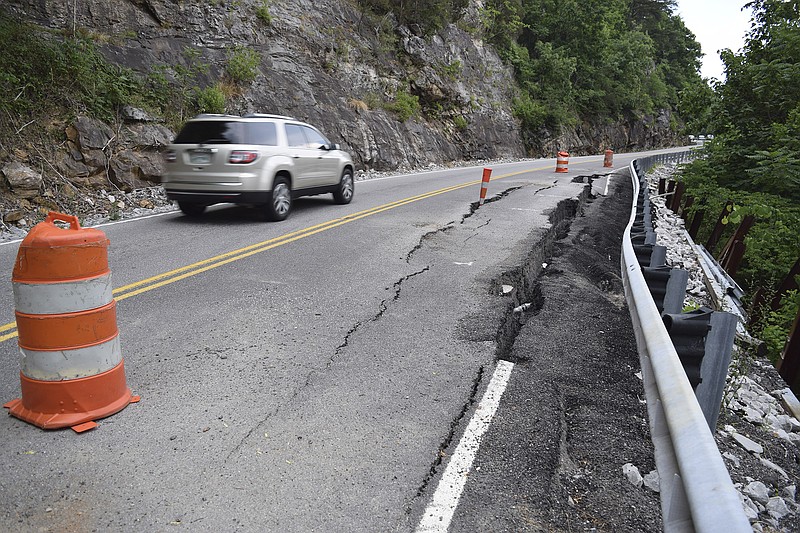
[162,114,354,221]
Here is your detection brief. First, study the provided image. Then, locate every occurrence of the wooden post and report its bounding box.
[688,208,704,240]
[706,201,733,255]
[670,182,686,213]
[770,257,800,312]
[718,215,755,275]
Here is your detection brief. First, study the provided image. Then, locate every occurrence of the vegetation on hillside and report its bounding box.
[358,0,704,143]
[678,0,800,363]
[0,14,227,139]
[480,0,702,137]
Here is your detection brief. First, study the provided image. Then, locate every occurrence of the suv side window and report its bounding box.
[174,121,244,144]
[301,126,328,149]
[246,122,278,146]
[286,124,307,147]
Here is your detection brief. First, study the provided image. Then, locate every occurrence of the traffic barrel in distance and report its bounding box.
[4,212,139,432]
[555,151,569,173]
[604,149,614,168]
[479,168,492,205]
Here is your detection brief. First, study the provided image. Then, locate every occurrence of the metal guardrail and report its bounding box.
[622,152,751,532]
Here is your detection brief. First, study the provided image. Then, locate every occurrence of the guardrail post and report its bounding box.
[663,309,713,390]
[642,266,689,314]
[695,311,739,429]
[662,309,738,429]
[634,244,667,268]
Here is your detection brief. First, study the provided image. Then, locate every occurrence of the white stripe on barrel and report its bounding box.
[13,273,113,315]
[20,336,122,381]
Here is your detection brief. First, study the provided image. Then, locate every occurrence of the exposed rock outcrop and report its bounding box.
[1,0,684,226]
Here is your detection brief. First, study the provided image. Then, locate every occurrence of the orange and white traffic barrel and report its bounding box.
[479,167,492,205]
[604,149,614,168]
[4,212,138,432]
[555,151,569,173]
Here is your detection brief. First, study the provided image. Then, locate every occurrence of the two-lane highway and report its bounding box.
[0,151,668,532]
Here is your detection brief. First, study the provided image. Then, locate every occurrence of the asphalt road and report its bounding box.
[0,151,673,532]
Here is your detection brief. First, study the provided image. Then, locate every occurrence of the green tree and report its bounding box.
[684,0,800,200]
[482,0,702,143]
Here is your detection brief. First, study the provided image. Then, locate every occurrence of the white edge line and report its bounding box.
[603,172,614,196]
[0,209,179,247]
[416,360,515,533]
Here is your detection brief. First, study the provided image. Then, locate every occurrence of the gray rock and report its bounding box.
[68,116,114,151]
[759,456,789,480]
[740,493,760,521]
[1,161,42,197]
[744,481,770,505]
[732,432,765,454]
[723,451,741,468]
[622,463,643,488]
[766,497,791,520]
[121,106,158,123]
[643,470,660,492]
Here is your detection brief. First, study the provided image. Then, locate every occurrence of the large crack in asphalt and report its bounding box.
[493,192,586,363]
[333,266,431,359]
[229,180,591,474]
[406,181,593,514]
[443,171,663,531]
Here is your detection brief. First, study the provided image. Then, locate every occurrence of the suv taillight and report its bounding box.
[164,149,177,163]
[229,150,259,164]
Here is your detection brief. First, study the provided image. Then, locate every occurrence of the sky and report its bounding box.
[675,0,754,81]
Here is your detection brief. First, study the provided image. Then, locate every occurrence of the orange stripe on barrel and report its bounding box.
[15,301,118,351]
[16,300,118,351]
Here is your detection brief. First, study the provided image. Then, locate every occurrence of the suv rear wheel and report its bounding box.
[265,176,292,221]
[333,168,354,204]
[179,202,206,217]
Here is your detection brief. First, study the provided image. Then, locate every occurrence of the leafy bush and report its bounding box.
[0,15,144,122]
[755,290,799,364]
[384,89,420,121]
[357,0,468,36]
[453,115,468,130]
[195,85,226,114]
[255,1,272,24]
[225,46,260,84]
[0,15,220,134]
[480,0,702,146]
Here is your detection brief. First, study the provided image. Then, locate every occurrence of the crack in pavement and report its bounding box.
[408,364,486,508]
[406,224,455,263]
[225,266,431,461]
[333,266,431,360]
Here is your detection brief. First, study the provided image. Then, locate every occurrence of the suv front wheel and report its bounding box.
[333,168,354,205]
[265,176,292,221]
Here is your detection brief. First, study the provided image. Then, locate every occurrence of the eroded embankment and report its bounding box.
[492,186,591,362]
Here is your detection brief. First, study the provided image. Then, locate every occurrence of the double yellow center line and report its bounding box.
[0,166,550,344]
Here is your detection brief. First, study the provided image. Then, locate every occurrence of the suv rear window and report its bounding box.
[174,121,278,146]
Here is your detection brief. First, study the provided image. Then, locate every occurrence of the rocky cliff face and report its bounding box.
[1,0,683,222]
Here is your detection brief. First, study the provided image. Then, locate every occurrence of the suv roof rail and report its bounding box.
[193,113,240,119]
[243,113,296,120]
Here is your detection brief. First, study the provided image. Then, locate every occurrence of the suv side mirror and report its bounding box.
[323,143,341,151]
